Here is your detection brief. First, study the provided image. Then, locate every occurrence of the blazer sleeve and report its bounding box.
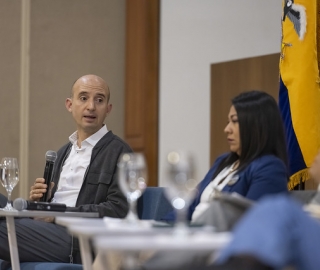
[244,156,288,201]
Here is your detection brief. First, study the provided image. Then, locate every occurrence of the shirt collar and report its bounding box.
[69,125,108,147]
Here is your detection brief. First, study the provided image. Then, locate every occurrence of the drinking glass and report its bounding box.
[164,151,198,236]
[117,153,148,223]
[0,158,19,211]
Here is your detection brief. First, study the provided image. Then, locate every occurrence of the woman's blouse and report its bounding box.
[191,162,237,221]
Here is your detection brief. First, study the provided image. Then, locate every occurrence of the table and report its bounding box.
[55,217,166,270]
[55,217,231,270]
[0,210,98,270]
[93,230,231,270]
[93,231,231,252]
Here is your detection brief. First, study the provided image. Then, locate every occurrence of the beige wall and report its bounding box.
[0,0,126,199]
[0,1,22,197]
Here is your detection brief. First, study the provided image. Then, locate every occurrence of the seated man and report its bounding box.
[0,74,132,263]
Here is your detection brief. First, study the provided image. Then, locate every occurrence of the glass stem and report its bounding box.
[126,196,138,222]
[130,199,137,217]
[174,207,189,236]
[176,206,187,224]
[7,190,12,206]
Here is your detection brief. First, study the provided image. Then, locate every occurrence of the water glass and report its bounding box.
[117,153,148,223]
[164,151,198,236]
[0,157,19,211]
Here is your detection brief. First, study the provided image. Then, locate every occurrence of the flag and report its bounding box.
[279,0,320,190]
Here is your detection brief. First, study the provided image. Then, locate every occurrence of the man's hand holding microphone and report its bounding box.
[13,151,66,223]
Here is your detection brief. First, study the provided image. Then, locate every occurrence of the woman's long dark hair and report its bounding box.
[212,90,288,179]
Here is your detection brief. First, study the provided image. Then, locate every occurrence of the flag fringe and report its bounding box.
[287,168,310,190]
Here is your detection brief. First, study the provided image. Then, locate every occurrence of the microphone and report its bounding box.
[13,198,67,212]
[40,150,57,202]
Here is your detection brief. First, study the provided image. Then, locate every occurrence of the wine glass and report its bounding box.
[0,158,19,211]
[117,153,148,224]
[164,151,198,236]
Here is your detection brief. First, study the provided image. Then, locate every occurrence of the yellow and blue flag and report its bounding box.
[279,0,320,189]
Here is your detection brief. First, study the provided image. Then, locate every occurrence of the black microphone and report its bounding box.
[40,150,57,202]
[13,198,67,212]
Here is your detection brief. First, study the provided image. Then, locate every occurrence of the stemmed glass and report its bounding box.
[117,153,148,224]
[164,151,198,236]
[0,157,19,211]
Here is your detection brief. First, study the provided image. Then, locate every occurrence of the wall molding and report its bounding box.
[125,0,160,186]
[19,0,31,198]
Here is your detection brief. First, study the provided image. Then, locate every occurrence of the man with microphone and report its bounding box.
[0,74,132,264]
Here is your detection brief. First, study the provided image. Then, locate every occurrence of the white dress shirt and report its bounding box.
[52,125,108,206]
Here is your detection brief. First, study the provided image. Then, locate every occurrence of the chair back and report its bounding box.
[137,187,173,220]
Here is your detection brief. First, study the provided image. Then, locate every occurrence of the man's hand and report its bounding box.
[33,216,55,223]
[30,179,55,222]
[309,151,320,184]
[29,178,55,201]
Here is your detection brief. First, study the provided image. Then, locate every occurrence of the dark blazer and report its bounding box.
[50,131,132,218]
[187,153,289,220]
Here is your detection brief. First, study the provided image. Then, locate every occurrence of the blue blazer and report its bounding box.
[187,154,289,220]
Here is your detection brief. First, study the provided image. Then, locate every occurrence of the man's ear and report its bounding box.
[107,103,112,115]
[65,98,72,112]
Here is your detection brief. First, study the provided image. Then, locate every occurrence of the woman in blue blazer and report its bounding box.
[188,90,289,221]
